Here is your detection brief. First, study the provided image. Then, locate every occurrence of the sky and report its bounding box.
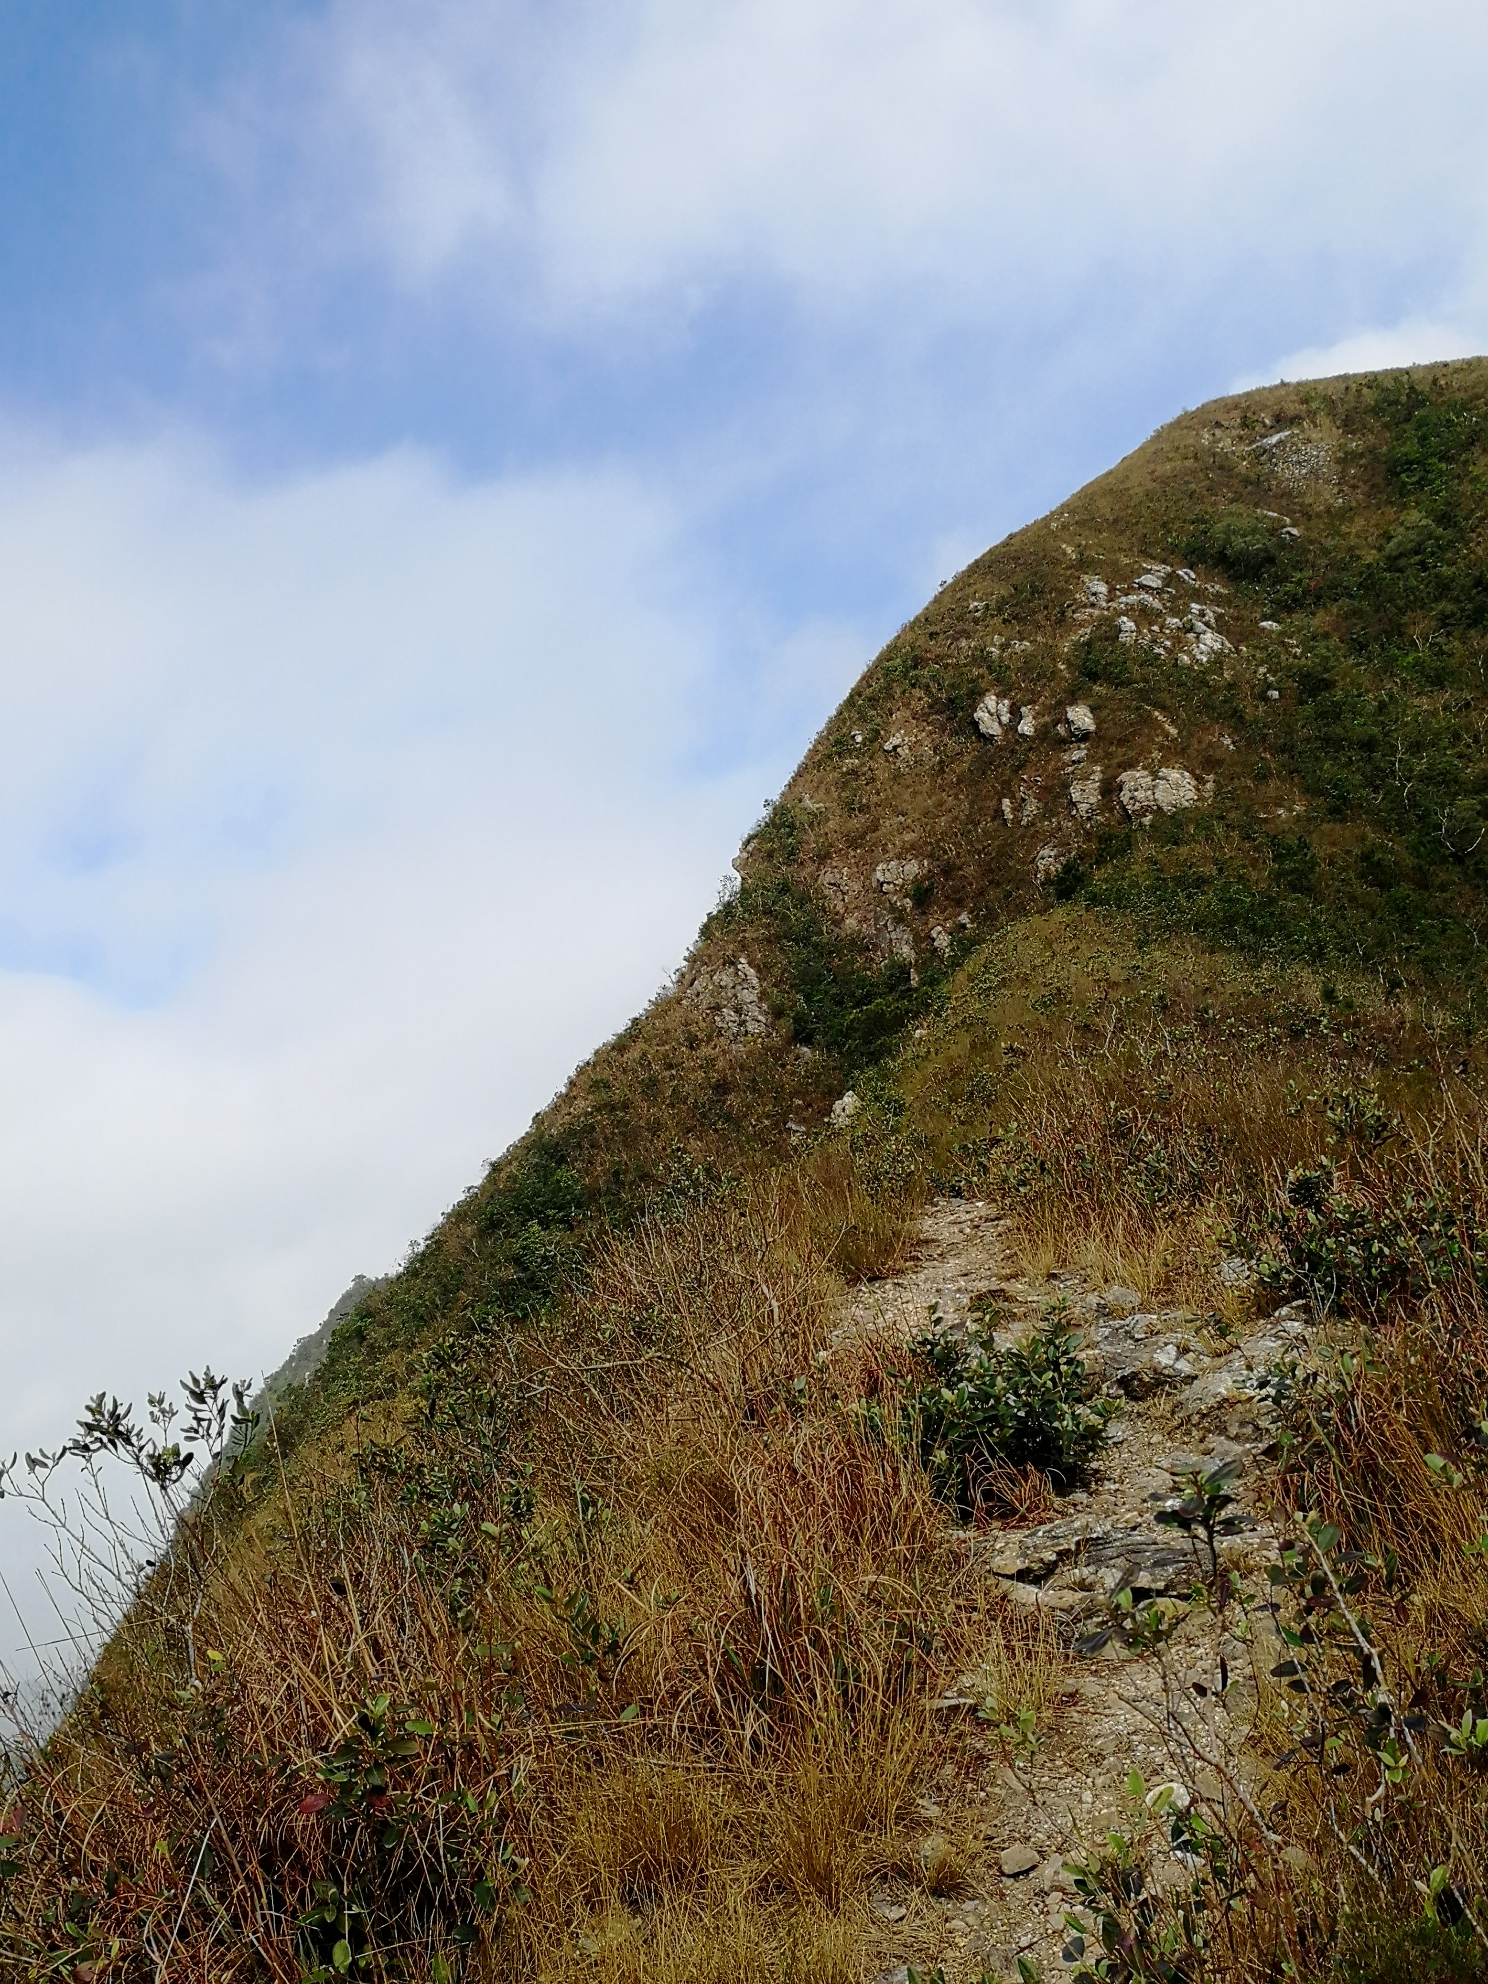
[1,0,1487,1677]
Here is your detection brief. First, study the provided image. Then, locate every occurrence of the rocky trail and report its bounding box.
[847,1200,1309,1983]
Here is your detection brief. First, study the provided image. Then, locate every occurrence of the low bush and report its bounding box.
[906,1320,1115,1518]
[1253,1154,1486,1319]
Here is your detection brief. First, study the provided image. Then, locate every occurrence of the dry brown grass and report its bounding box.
[0,1169,979,1980]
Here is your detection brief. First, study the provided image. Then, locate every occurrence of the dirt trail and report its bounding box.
[851,1199,1303,1983]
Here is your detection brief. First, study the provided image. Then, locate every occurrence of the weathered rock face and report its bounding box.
[1068,766,1102,822]
[1033,840,1070,884]
[1065,703,1097,740]
[819,864,861,909]
[873,857,927,913]
[685,955,771,1040]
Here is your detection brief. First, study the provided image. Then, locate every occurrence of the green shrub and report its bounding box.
[907,1321,1115,1517]
[1252,1158,1485,1317]
[1180,505,1287,582]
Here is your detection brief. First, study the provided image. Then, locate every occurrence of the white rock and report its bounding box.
[1034,841,1070,884]
[1069,767,1102,821]
[974,691,1012,740]
[882,729,911,755]
[931,924,953,957]
[1017,705,1038,738]
[874,857,925,893]
[1154,766,1200,812]
[1189,626,1233,663]
[1176,567,1197,583]
[830,1090,860,1127]
[1117,616,1137,644]
[1000,796,1015,826]
[1259,620,1281,632]
[1066,702,1096,739]
[1082,575,1109,606]
[1117,768,1157,823]
[686,957,771,1040]
[1019,778,1043,825]
[1216,1257,1256,1290]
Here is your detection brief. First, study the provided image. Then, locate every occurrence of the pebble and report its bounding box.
[1001,1843,1041,1877]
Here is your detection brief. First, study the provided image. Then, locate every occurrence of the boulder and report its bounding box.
[1066,702,1097,739]
[1154,766,1200,812]
[1117,768,1157,822]
[975,692,1013,740]
[1119,765,1202,822]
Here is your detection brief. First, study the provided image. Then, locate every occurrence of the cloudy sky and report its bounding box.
[0,0,1484,1670]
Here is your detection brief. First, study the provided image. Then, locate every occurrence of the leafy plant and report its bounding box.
[907,1321,1115,1518]
[1253,1157,1485,1317]
[1155,1459,1248,1602]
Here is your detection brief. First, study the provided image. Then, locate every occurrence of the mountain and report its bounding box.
[7,360,1488,1984]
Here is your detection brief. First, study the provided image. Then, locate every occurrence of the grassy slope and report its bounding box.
[290,358,1488,1451]
[10,360,1488,1982]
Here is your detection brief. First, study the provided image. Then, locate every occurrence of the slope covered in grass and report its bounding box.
[8,361,1488,1982]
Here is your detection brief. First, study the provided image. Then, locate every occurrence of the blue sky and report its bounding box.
[2,0,1487,1675]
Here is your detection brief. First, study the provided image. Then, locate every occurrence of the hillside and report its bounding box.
[7,360,1488,1983]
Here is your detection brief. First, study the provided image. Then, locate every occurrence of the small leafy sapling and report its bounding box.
[1155,1458,1248,1600]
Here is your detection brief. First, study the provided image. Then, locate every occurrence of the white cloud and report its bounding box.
[286,0,1488,337]
[0,433,865,1675]
[1235,319,1488,392]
